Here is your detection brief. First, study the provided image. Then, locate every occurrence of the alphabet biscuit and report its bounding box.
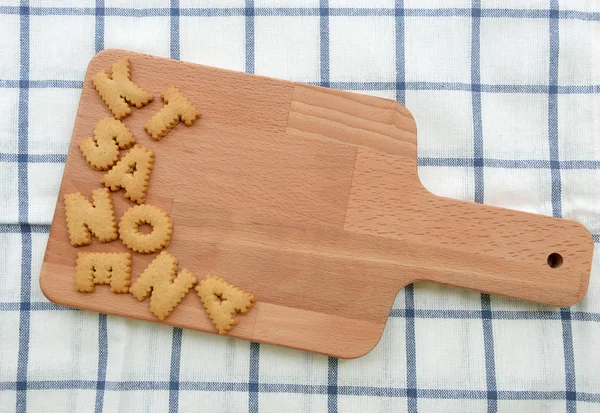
[92,57,153,120]
[196,275,256,335]
[119,204,172,253]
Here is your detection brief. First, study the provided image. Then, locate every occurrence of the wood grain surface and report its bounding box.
[40,49,594,358]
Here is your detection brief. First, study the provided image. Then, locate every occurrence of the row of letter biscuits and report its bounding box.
[65,190,171,253]
[92,57,200,138]
[75,251,255,331]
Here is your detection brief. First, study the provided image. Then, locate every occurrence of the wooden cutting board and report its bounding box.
[40,49,594,358]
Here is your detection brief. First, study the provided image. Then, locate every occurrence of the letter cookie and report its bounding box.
[129,251,197,320]
[119,204,172,253]
[144,85,200,140]
[101,144,155,204]
[64,188,118,246]
[79,117,136,171]
[75,252,132,293]
[196,275,255,335]
[92,57,153,119]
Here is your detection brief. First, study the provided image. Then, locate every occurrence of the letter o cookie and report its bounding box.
[119,204,173,253]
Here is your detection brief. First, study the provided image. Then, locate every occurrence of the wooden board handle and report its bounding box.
[344,147,594,307]
[402,198,593,307]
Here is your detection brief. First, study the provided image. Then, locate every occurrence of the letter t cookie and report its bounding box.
[144,85,200,140]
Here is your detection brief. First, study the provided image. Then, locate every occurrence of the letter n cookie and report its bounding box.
[144,85,200,140]
[101,144,155,204]
[79,117,135,171]
[92,57,153,120]
[64,188,118,246]
[75,252,132,293]
[196,276,256,335]
[129,251,197,320]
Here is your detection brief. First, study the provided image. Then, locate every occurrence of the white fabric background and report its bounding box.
[0,1,599,412]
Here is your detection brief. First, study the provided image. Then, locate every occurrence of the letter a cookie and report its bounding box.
[196,275,255,335]
[79,117,135,171]
[144,85,200,140]
[92,57,153,120]
[75,252,132,293]
[129,251,197,320]
[101,144,155,204]
[64,188,118,246]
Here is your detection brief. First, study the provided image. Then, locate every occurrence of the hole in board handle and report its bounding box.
[547,253,563,269]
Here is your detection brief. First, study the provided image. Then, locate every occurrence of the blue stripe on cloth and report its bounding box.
[16,227,31,412]
[0,302,71,311]
[395,0,405,105]
[0,380,597,401]
[0,79,84,88]
[95,0,104,53]
[548,2,576,411]
[471,5,498,411]
[93,314,108,413]
[0,153,67,163]
[169,328,183,413]
[561,309,577,412]
[249,342,260,413]
[470,3,484,204]
[396,3,415,412]
[15,2,31,412]
[243,3,260,411]
[548,5,562,220]
[327,357,338,413]
[319,3,339,413]
[560,9,600,21]
[0,224,50,233]
[0,6,598,21]
[245,0,255,75]
[418,157,600,169]
[0,302,597,322]
[243,4,260,411]
[319,0,330,88]
[2,153,600,172]
[388,309,600,322]
[91,6,107,412]
[170,0,180,61]
[481,294,497,412]
[166,6,182,412]
[1,79,599,95]
[405,283,417,413]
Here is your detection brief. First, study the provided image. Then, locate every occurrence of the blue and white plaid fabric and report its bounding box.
[0,0,599,412]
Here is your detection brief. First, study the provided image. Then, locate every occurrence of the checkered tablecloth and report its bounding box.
[1,1,599,412]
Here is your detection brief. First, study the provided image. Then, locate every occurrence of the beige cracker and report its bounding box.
[92,57,153,119]
[75,252,132,293]
[144,85,200,140]
[119,204,173,253]
[101,144,155,204]
[129,251,197,320]
[79,117,136,171]
[196,275,256,335]
[64,188,118,246]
